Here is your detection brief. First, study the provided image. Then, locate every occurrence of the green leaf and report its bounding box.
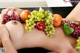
[63,23,74,35]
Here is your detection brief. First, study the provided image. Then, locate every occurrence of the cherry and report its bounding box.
[36,21,46,31]
[78,26,80,30]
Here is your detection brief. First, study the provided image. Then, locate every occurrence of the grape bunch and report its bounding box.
[62,20,80,38]
[25,9,43,31]
[25,8,55,37]
[2,12,21,24]
[44,11,55,37]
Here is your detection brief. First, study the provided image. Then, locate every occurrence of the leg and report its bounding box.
[66,3,80,21]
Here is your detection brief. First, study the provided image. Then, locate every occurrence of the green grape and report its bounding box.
[30,15,34,18]
[36,17,42,21]
[44,11,48,17]
[31,10,38,15]
[25,7,55,37]
[76,37,80,51]
[37,12,44,18]
[39,7,44,13]
[44,24,55,37]
[43,10,55,37]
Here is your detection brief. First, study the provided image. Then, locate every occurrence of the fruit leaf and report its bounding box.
[63,23,74,35]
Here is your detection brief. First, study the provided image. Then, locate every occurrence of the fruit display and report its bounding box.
[0,8,56,37]
[25,8,55,37]
[62,20,80,51]
[62,20,80,38]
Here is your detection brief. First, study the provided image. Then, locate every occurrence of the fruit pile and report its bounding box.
[62,20,80,38]
[25,8,55,37]
[1,7,63,37]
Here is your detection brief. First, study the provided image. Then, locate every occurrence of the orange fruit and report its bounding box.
[20,10,30,22]
[53,14,62,27]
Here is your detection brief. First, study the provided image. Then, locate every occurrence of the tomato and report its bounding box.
[20,10,30,22]
[53,14,62,27]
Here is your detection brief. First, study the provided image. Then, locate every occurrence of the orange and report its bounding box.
[20,10,30,22]
[53,14,62,27]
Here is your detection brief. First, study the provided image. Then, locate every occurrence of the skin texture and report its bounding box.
[0,25,17,53]
[3,20,77,53]
[0,7,79,53]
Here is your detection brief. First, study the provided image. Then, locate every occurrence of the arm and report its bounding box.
[0,25,17,53]
[66,3,80,21]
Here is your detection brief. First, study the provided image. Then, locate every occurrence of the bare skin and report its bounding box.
[0,20,77,53]
[0,25,17,53]
[0,7,80,53]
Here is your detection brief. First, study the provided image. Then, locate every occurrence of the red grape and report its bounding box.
[2,12,21,24]
[78,26,80,30]
[62,20,80,39]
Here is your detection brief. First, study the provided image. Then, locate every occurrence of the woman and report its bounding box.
[0,6,79,53]
[0,20,78,53]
